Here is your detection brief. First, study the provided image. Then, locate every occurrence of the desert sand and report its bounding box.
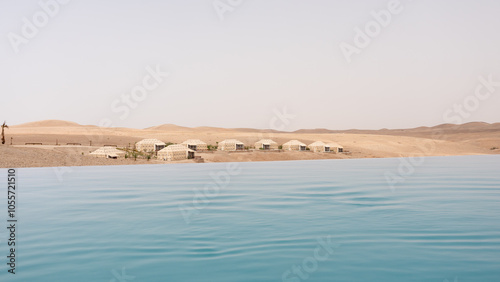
[0,120,498,168]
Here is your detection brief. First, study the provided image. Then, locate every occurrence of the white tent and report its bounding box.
[158,144,195,161]
[326,142,344,153]
[255,139,278,150]
[181,139,208,151]
[218,139,245,151]
[282,140,307,151]
[308,141,327,152]
[136,139,166,152]
[90,147,125,158]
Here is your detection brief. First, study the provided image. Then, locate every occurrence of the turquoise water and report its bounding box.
[1,155,500,281]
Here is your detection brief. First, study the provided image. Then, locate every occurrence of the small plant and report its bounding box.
[125,154,129,159]
[81,152,84,155]
[278,145,283,150]
[147,154,152,161]
[491,147,499,150]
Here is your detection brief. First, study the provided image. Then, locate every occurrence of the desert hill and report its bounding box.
[12,120,85,128]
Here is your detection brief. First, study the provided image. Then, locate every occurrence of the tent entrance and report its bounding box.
[155,144,166,151]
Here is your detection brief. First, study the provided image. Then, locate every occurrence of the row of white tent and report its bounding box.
[90,139,344,161]
[134,138,344,153]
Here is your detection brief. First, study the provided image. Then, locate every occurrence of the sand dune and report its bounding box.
[145,124,193,131]
[12,120,87,128]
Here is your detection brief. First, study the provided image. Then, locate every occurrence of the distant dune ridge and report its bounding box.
[292,122,500,135]
[11,119,500,134]
[145,124,192,131]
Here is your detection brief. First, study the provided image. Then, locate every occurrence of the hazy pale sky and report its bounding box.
[1,0,500,130]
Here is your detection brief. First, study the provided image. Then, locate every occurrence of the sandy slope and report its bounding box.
[1,120,498,168]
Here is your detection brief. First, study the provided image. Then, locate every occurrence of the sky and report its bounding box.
[1,0,500,131]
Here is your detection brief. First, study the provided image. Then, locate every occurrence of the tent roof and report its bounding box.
[325,142,343,148]
[136,139,166,145]
[90,147,124,155]
[309,141,326,147]
[159,144,194,152]
[219,139,244,144]
[182,139,207,145]
[256,139,277,144]
[283,140,306,146]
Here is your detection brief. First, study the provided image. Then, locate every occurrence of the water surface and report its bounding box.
[1,155,499,281]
